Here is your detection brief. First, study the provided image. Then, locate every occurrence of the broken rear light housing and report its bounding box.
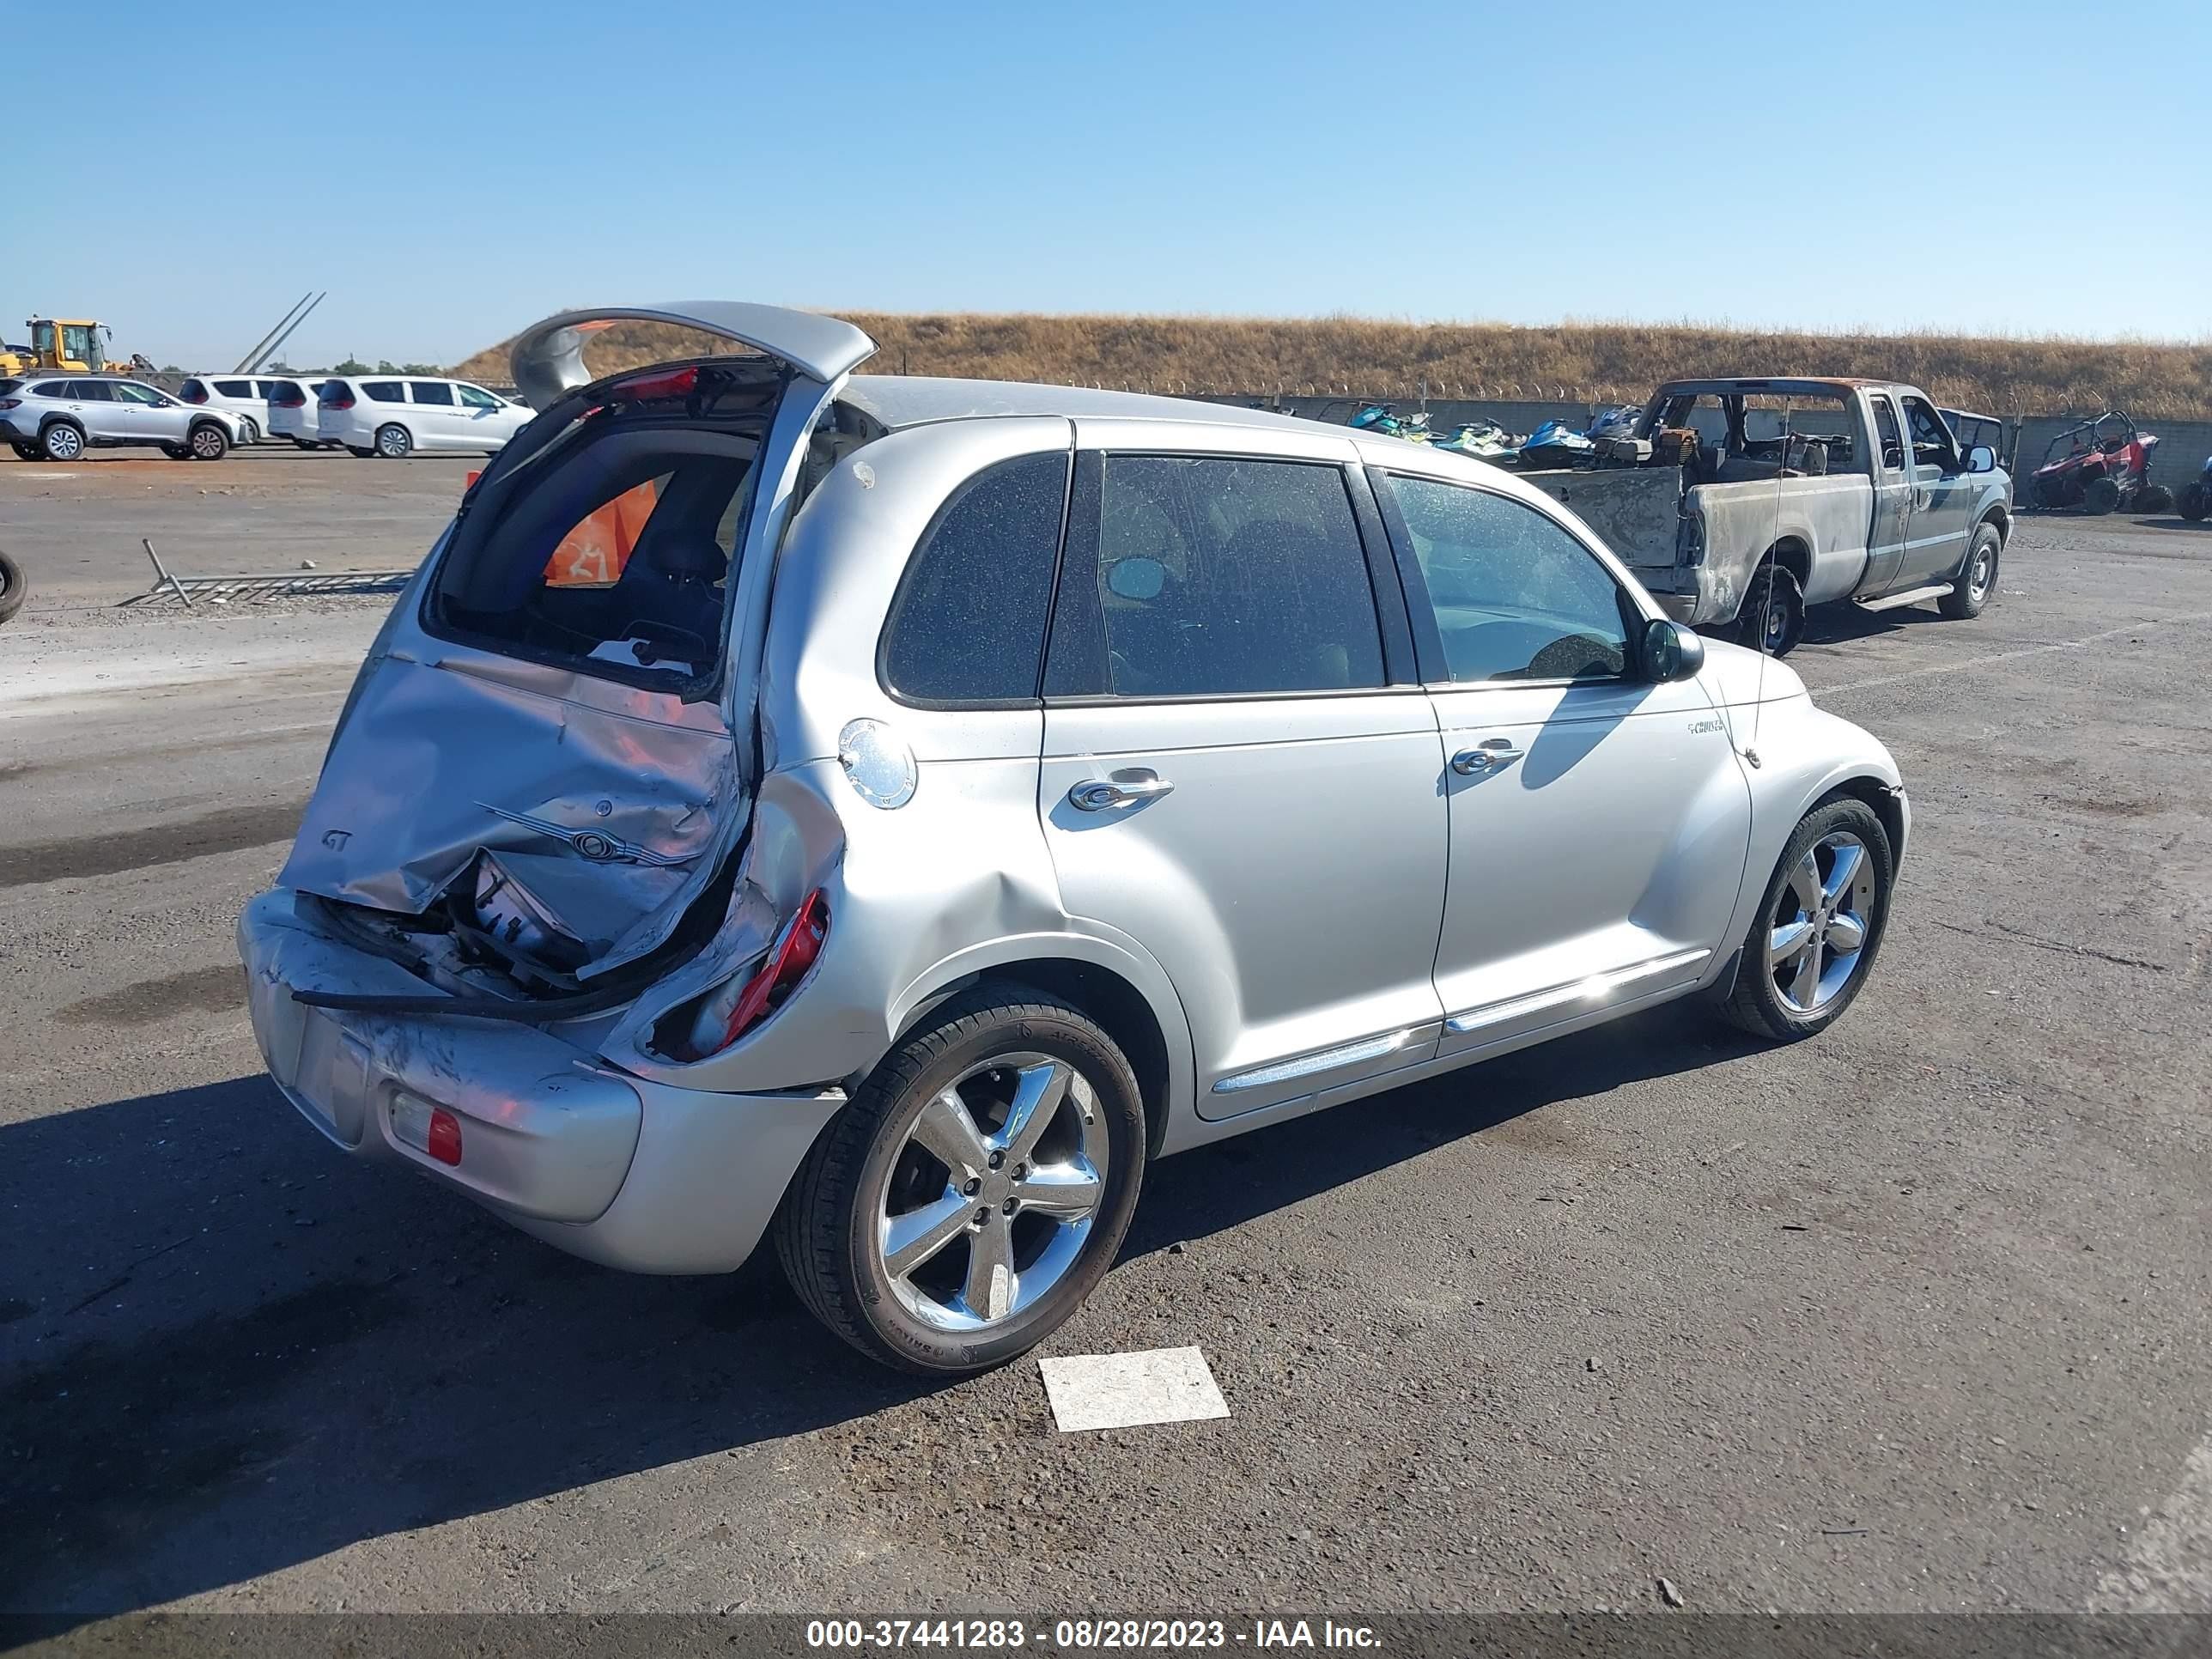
[677,890,830,1060]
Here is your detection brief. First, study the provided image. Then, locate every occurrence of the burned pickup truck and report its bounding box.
[1519,378,2011,656]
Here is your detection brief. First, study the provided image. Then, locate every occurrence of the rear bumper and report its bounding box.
[238,889,843,1273]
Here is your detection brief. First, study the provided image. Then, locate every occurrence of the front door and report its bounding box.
[1367,467,1752,1056]
[111,380,182,443]
[456,382,514,450]
[1036,440,1448,1119]
[1895,394,1978,588]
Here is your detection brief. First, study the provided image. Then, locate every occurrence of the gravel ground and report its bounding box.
[1,465,2208,1632]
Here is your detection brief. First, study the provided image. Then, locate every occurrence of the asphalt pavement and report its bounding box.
[2,457,2208,1628]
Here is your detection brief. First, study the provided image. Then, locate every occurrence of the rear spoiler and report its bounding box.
[508,302,877,410]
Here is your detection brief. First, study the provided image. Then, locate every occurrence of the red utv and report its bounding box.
[2030,410,2172,514]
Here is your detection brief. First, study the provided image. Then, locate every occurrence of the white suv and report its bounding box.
[316,375,532,459]
[178,374,316,445]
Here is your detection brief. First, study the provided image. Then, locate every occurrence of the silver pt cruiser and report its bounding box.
[241,302,1909,1373]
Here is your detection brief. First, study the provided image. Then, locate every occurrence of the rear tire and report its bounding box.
[775,986,1146,1376]
[345,445,374,458]
[2135,483,2173,514]
[1721,796,1894,1042]
[161,443,189,459]
[292,439,319,451]
[2180,482,2212,522]
[1735,563,1805,657]
[40,422,83,462]
[2083,477,2120,515]
[374,423,411,459]
[9,442,36,461]
[1939,522,1999,619]
[0,548,26,625]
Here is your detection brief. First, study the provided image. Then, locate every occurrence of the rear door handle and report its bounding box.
[1069,768,1174,811]
[1451,739,1525,775]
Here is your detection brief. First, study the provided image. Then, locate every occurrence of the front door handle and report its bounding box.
[1069,768,1174,811]
[1451,739,1525,775]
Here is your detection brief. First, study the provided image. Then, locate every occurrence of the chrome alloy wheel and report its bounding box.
[876,1053,1109,1332]
[189,423,226,459]
[1966,543,1995,605]
[1767,830,1878,1014]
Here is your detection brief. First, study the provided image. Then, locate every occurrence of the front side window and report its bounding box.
[1054,455,1383,698]
[112,382,167,406]
[428,427,757,691]
[1899,396,1959,470]
[880,452,1068,703]
[456,384,501,410]
[362,380,405,404]
[1382,475,1631,684]
[410,380,456,406]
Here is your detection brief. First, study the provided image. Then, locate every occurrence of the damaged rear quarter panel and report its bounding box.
[1686,475,1875,618]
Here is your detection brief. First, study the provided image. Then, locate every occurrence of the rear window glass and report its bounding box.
[410,380,455,406]
[215,379,253,398]
[881,453,1070,703]
[428,426,759,691]
[363,381,404,404]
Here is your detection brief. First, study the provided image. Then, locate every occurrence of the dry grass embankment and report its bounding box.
[451,313,2212,420]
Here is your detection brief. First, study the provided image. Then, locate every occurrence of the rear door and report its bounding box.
[1370,466,1750,1055]
[283,303,880,981]
[407,380,462,448]
[68,379,125,440]
[1036,425,1447,1118]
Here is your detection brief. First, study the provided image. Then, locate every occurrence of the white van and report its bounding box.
[268,379,341,448]
[315,376,532,458]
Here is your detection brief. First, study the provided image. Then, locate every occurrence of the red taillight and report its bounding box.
[181,384,207,404]
[427,1108,464,1166]
[708,890,829,1054]
[0,398,18,410]
[323,389,355,410]
[614,365,698,402]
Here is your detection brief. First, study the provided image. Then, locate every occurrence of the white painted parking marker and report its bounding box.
[1038,1346,1230,1433]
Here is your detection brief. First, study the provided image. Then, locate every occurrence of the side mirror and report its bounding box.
[1966,445,1996,474]
[1641,617,1705,683]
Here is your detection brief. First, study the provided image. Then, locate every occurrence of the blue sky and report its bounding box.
[36,2,2211,369]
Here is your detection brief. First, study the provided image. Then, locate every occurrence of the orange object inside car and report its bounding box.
[544,481,661,587]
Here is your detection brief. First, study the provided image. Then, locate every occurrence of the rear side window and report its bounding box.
[70,380,114,401]
[32,381,68,398]
[880,452,1070,704]
[410,380,455,406]
[1048,456,1383,698]
[215,379,253,398]
[363,381,404,404]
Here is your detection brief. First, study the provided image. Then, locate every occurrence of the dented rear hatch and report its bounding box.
[281,304,876,995]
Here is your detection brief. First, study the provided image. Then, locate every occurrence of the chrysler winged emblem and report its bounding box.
[475,803,697,867]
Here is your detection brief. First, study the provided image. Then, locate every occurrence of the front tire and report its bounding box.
[40,422,83,462]
[2083,476,2120,515]
[374,423,411,459]
[186,422,228,461]
[1721,796,1893,1042]
[776,987,1146,1375]
[1939,522,1999,619]
[1736,563,1806,657]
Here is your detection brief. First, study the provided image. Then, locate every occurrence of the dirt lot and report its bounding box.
[2,453,2209,1633]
